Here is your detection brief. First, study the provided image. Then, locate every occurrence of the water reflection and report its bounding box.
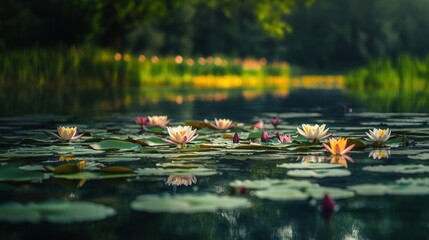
[298,155,326,163]
[166,175,197,186]
[328,155,354,168]
[369,149,391,159]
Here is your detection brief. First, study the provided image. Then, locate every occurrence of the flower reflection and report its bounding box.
[369,149,391,159]
[59,156,77,161]
[298,155,326,163]
[166,175,197,186]
[329,154,354,168]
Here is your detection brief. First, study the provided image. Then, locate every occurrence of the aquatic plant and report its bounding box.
[147,116,170,128]
[165,125,198,148]
[365,128,391,146]
[50,126,84,142]
[271,117,280,128]
[277,134,291,143]
[297,124,330,143]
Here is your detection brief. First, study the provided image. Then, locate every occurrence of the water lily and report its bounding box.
[261,131,269,142]
[213,118,234,130]
[166,175,197,186]
[136,116,148,128]
[253,120,264,129]
[147,115,170,128]
[369,149,391,159]
[50,126,84,142]
[366,128,391,146]
[271,117,280,128]
[164,125,198,148]
[297,124,330,142]
[323,138,355,168]
[277,133,291,143]
[233,132,240,143]
[323,138,355,156]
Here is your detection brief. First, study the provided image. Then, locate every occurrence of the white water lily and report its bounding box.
[50,127,84,142]
[297,124,330,142]
[365,128,391,145]
[164,125,198,148]
[147,116,170,128]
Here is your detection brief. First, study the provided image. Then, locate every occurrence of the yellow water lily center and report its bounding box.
[165,125,198,148]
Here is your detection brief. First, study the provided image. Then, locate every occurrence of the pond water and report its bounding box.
[1,82,429,240]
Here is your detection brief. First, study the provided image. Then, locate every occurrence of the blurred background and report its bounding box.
[1,0,429,115]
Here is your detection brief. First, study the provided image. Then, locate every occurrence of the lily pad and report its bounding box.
[53,172,134,180]
[90,140,143,151]
[229,179,315,190]
[348,182,429,196]
[130,194,251,213]
[0,166,49,182]
[277,163,342,169]
[287,169,351,178]
[0,201,116,223]
[362,164,429,174]
[135,167,217,176]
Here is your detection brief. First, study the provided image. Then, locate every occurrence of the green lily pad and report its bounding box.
[135,167,217,176]
[53,172,134,180]
[277,163,342,169]
[0,201,116,223]
[230,179,315,190]
[90,140,143,151]
[130,194,251,213]
[362,164,429,174]
[287,169,351,178]
[408,153,429,160]
[348,181,429,196]
[254,183,354,201]
[0,166,49,182]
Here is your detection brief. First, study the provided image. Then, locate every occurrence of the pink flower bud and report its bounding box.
[271,117,280,127]
[261,131,269,142]
[136,116,148,126]
[233,132,239,143]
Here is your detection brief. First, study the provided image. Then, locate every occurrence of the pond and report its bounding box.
[1,78,429,239]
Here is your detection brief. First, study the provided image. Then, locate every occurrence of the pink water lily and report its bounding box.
[164,125,198,148]
[136,116,148,127]
[253,120,264,129]
[147,116,170,128]
[50,126,84,142]
[277,134,291,143]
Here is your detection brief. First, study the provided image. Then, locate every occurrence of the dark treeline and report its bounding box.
[1,0,429,68]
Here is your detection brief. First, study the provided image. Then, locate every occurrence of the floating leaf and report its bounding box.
[90,140,142,151]
[0,201,116,223]
[348,182,429,196]
[230,179,315,190]
[135,167,217,176]
[287,169,351,178]
[0,166,48,182]
[362,164,429,174]
[53,172,134,180]
[346,138,366,148]
[277,163,342,169]
[131,194,251,213]
[99,166,134,173]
